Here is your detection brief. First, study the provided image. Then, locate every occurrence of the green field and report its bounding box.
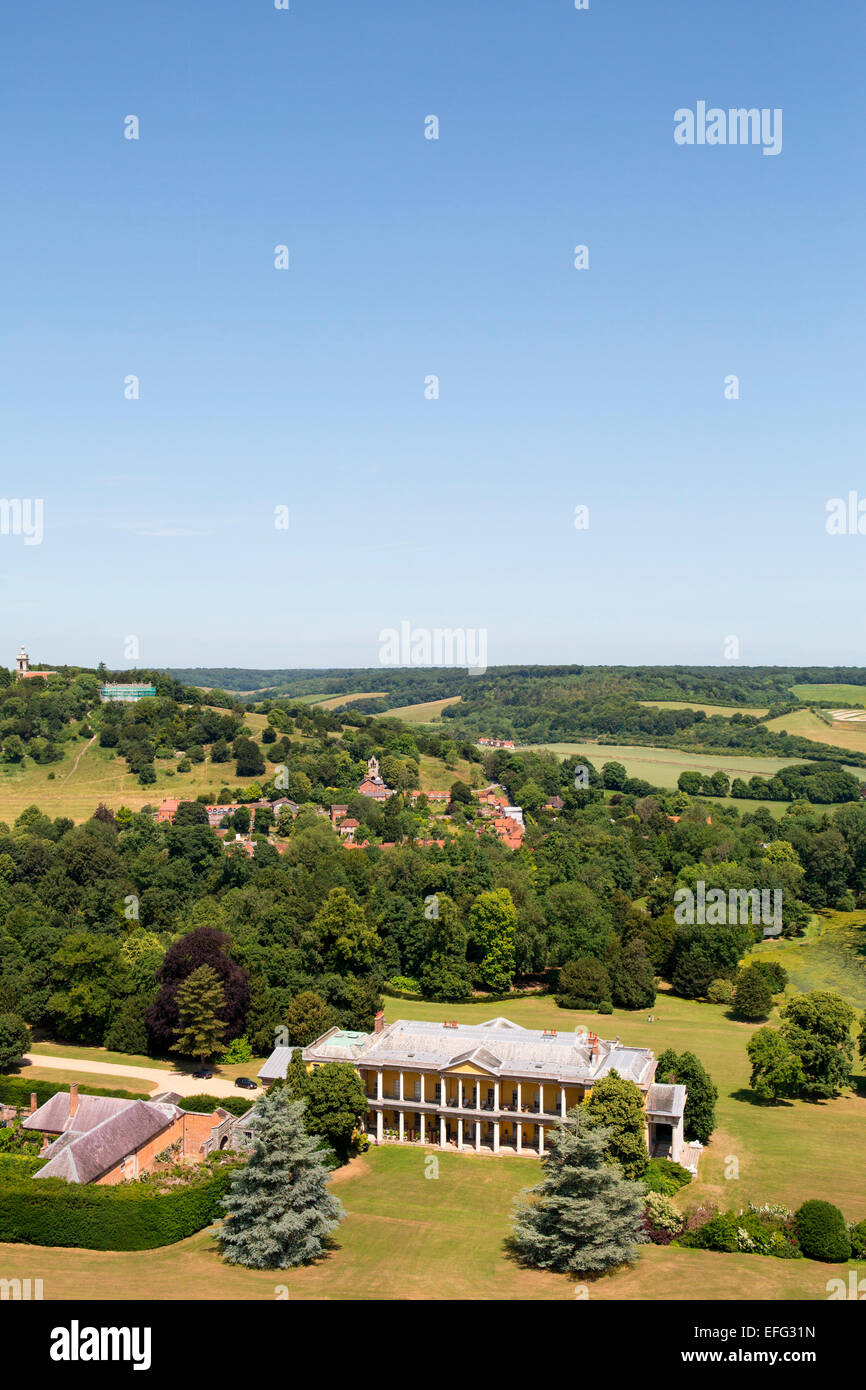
[383,987,866,1220]
[766,707,866,757]
[379,696,462,724]
[747,911,866,1010]
[791,684,866,706]
[0,1145,860,1301]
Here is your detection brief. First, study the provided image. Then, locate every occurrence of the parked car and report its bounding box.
[235,1077,258,1090]
[192,1068,213,1080]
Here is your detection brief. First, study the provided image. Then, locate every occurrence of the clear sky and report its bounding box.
[2,0,864,672]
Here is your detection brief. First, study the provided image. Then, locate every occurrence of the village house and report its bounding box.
[155,796,180,824]
[477,737,515,750]
[259,1014,694,1167]
[22,1085,229,1185]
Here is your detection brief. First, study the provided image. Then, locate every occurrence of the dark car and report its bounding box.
[192,1067,213,1080]
[235,1077,258,1090]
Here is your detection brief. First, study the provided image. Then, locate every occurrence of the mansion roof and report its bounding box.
[295,1016,656,1089]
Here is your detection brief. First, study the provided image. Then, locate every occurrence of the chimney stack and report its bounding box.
[374,1010,385,1034]
[69,1083,79,1118]
[29,1092,37,1114]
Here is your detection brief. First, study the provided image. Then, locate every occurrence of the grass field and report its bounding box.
[18,1066,156,1095]
[383,988,866,1219]
[379,696,462,724]
[0,1145,860,1301]
[311,691,388,711]
[765,708,866,757]
[747,911,866,1010]
[640,701,769,718]
[791,683,866,706]
[0,717,286,824]
[418,752,475,792]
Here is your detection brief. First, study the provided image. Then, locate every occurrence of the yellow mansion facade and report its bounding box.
[260,1012,688,1161]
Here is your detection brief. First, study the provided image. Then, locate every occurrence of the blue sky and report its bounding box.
[2,0,864,672]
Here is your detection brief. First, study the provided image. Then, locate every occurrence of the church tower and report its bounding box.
[15,647,29,677]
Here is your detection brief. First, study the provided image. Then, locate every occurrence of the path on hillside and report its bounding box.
[22,1053,256,1100]
[62,733,97,783]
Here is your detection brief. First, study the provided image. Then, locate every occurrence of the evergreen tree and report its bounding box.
[220,1088,345,1269]
[510,1111,645,1275]
[732,964,773,1020]
[611,939,656,1010]
[169,964,228,1064]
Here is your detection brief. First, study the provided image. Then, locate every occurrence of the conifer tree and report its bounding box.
[510,1110,645,1275]
[169,964,228,1065]
[220,1087,345,1269]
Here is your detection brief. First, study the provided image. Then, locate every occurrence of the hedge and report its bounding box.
[0,1154,45,1178]
[0,1076,143,1109]
[0,1167,237,1250]
[179,1093,254,1117]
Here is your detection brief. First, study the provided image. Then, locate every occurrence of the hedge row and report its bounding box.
[0,1168,237,1250]
[0,1154,45,1177]
[0,1076,143,1109]
[179,1093,254,1116]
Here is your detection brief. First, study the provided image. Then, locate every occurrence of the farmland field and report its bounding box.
[790,683,866,706]
[312,691,387,710]
[747,910,866,1009]
[765,708,866,756]
[380,696,462,723]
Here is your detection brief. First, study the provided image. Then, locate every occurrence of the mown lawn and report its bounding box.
[0,1146,860,1301]
[384,987,866,1219]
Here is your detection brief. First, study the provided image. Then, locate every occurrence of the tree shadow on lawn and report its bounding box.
[729,1088,796,1108]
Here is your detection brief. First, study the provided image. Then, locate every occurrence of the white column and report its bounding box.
[419,1113,425,1143]
[377,1070,383,1101]
[493,1121,500,1154]
[538,1085,544,1115]
[516,1081,522,1113]
[560,1086,566,1118]
[457,1118,464,1150]
[516,1122,522,1154]
[476,1082,482,1111]
[399,1071,404,1101]
[398,1110,404,1142]
[376,1110,383,1143]
[439,1115,446,1147]
[538,1124,545,1156]
[493,1081,500,1112]
[458,1078,463,1109]
[419,1074,425,1105]
[475,1120,481,1152]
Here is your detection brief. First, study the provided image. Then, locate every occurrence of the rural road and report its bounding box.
[22,1053,259,1101]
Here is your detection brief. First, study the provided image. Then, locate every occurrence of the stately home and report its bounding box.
[260,1013,691,1164]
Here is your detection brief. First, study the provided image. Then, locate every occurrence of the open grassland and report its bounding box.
[640,700,769,718]
[746,911,866,1010]
[0,715,290,824]
[765,708,866,757]
[418,752,475,792]
[312,691,387,711]
[384,988,866,1218]
[0,1145,860,1301]
[524,742,808,786]
[379,696,462,724]
[791,683,866,706]
[16,1066,156,1095]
